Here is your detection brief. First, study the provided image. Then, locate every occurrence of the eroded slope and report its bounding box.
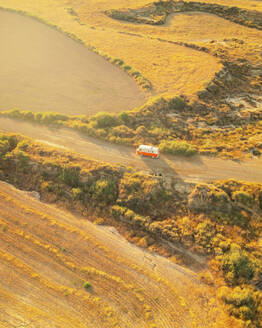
[0,181,234,328]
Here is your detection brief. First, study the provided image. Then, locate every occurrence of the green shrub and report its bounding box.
[0,135,18,155]
[91,179,118,204]
[159,140,197,156]
[123,65,131,71]
[90,112,119,129]
[22,111,34,121]
[219,286,259,322]
[7,136,18,149]
[17,140,30,151]
[110,205,127,218]
[13,149,30,168]
[110,205,148,226]
[194,220,216,251]
[1,109,21,119]
[83,281,91,290]
[113,58,124,65]
[59,166,80,188]
[0,139,10,157]
[72,187,83,200]
[169,97,186,110]
[118,111,130,124]
[1,109,68,126]
[41,181,55,192]
[232,191,254,207]
[222,244,255,284]
[38,112,68,125]
[111,125,134,138]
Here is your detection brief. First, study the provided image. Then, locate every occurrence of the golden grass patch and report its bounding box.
[79,29,221,97]
[0,0,221,98]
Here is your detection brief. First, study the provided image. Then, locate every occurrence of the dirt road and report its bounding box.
[0,9,145,116]
[1,117,262,184]
[0,181,234,327]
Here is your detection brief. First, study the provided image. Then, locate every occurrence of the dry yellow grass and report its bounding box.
[80,31,220,97]
[0,0,222,99]
[2,0,261,100]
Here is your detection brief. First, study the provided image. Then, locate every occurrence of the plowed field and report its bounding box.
[0,181,235,327]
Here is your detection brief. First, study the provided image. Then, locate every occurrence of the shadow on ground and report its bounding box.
[140,154,185,184]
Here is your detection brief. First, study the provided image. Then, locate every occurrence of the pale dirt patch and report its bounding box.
[0,10,145,116]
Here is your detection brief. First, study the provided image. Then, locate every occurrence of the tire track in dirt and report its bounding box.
[1,117,262,184]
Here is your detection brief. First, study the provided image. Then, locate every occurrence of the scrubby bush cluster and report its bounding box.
[106,1,173,25]
[221,244,255,284]
[111,205,149,227]
[219,286,261,325]
[0,134,18,156]
[159,140,197,156]
[0,96,198,157]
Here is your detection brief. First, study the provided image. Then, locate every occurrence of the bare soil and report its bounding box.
[1,117,262,184]
[0,10,145,116]
[0,181,233,327]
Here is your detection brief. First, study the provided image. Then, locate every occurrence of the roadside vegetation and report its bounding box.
[0,132,261,327]
[1,88,261,159]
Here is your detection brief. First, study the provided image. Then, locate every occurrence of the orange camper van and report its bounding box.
[136,145,160,159]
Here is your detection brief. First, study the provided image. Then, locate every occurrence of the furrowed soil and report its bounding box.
[0,10,145,115]
[0,181,234,328]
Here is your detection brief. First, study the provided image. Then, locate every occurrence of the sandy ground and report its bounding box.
[0,117,262,184]
[0,10,145,116]
[0,181,234,328]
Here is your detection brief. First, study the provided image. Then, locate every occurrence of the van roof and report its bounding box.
[138,145,159,152]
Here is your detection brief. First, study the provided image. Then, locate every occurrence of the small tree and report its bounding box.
[83,281,91,290]
[222,244,255,285]
[91,179,118,204]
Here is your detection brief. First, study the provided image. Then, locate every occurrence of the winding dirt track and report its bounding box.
[1,117,262,184]
[0,181,233,328]
[0,9,145,116]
